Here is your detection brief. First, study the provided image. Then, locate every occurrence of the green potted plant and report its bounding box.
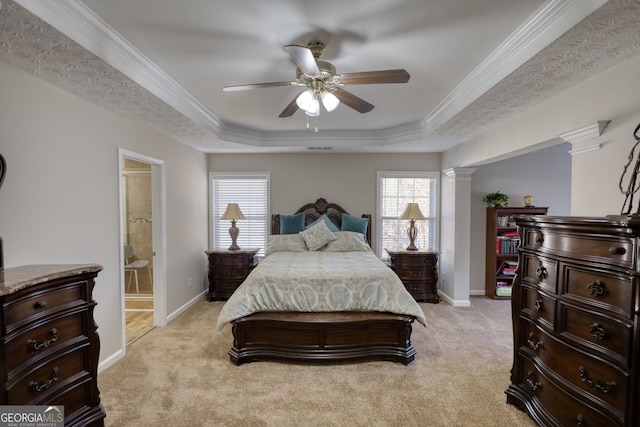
[483,191,509,207]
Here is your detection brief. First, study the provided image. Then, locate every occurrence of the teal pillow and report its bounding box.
[280,212,305,234]
[306,214,340,232]
[341,214,369,240]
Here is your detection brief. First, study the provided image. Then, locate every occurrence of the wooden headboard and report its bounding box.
[272,198,372,244]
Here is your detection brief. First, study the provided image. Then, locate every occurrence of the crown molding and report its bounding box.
[421,0,607,134]
[559,120,610,144]
[14,0,223,134]
[443,168,477,180]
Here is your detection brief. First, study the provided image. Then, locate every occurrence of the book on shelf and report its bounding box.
[496,236,520,254]
[496,285,512,297]
[497,216,517,227]
[497,260,518,276]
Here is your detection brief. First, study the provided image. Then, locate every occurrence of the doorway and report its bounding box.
[119,149,167,349]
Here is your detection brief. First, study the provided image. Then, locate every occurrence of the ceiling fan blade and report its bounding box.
[279,96,300,118]
[339,69,410,85]
[332,88,374,113]
[222,81,298,91]
[284,45,320,76]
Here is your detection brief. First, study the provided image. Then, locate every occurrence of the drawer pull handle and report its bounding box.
[527,332,543,350]
[534,236,543,244]
[526,370,541,391]
[578,367,616,393]
[587,280,605,297]
[534,299,543,313]
[608,246,626,255]
[590,323,607,341]
[535,265,547,281]
[29,367,59,392]
[576,415,584,427]
[26,328,58,350]
[36,301,47,309]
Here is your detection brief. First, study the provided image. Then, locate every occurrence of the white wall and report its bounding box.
[0,60,209,367]
[443,54,640,216]
[208,153,442,254]
[469,148,572,294]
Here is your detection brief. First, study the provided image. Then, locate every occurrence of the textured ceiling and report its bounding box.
[1,0,639,153]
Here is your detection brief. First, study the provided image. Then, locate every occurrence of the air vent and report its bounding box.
[307,147,333,150]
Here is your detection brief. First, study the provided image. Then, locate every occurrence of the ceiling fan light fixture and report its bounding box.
[304,98,320,116]
[296,89,314,111]
[321,90,340,112]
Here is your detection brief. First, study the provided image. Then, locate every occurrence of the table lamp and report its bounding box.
[221,203,245,250]
[400,203,426,251]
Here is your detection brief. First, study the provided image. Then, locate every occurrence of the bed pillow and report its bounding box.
[265,234,308,256]
[341,213,369,240]
[279,212,305,234]
[299,220,337,251]
[306,214,340,232]
[321,231,371,252]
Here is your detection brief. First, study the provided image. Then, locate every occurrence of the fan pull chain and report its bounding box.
[315,116,318,134]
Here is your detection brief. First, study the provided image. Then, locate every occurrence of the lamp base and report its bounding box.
[228,220,241,251]
[406,220,419,251]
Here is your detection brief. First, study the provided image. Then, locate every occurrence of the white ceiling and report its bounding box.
[4,0,639,153]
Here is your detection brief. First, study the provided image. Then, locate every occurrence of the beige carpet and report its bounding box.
[99,297,536,427]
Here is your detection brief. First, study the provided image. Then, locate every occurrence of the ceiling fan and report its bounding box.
[222,41,410,131]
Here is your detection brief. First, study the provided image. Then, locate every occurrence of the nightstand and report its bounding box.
[385,249,439,303]
[205,249,259,301]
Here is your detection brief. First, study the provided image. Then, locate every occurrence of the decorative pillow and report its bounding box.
[341,213,369,240]
[280,212,305,234]
[299,220,337,251]
[265,234,308,256]
[321,231,372,252]
[306,214,340,232]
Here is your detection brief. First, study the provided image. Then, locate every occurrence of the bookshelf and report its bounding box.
[485,206,548,299]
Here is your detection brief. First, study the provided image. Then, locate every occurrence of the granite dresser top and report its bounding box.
[0,264,102,296]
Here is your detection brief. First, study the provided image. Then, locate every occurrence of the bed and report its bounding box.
[217,198,425,366]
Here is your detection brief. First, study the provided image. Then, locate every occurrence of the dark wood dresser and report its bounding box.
[385,249,439,303]
[506,215,640,427]
[206,249,259,301]
[0,264,105,427]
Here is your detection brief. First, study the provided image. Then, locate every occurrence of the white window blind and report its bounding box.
[377,172,439,257]
[210,173,269,255]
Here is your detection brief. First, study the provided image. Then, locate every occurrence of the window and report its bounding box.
[209,173,269,255]
[377,172,439,258]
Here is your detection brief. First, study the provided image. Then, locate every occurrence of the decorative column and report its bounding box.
[440,167,476,307]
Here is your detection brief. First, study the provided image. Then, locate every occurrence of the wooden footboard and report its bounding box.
[229,311,416,366]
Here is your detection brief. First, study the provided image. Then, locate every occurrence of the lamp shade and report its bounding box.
[220,203,245,220]
[321,90,340,112]
[400,203,426,220]
[296,89,314,111]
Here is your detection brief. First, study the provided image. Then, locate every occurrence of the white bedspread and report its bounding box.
[216,250,426,330]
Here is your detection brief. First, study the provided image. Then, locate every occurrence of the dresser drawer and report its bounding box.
[558,302,633,367]
[522,319,629,416]
[212,267,250,280]
[541,232,633,269]
[561,264,634,318]
[390,255,436,268]
[211,278,244,292]
[7,345,89,404]
[521,254,558,293]
[521,285,556,329]
[210,254,253,266]
[394,267,430,281]
[517,356,623,427]
[2,282,88,335]
[4,312,88,377]
[521,227,544,250]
